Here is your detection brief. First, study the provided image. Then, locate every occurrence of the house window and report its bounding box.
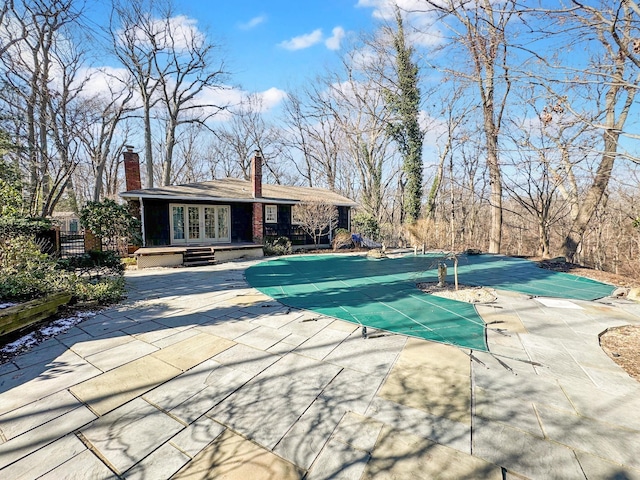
[265,205,278,223]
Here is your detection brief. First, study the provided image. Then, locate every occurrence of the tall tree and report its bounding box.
[426,0,517,253]
[0,0,89,216]
[384,7,424,223]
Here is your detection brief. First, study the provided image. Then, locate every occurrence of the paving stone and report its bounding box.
[0,433,87,480]
[155,312,215,329]
[170,416,225,458]
[320,367,387,415]
[212,343,280,376]
[472,417,585,479]
[279,314,335,338]
[81,397,184,474]
[173,428,303,479]
[12,341,68,369]
[207,369,325,449]
[557,377,640,431]
[251,310,304,329]
[378,339,471,424]
[38,448,116,480]
[144,359,253,425]
[151,332,234,371]
[0,350,101,416]
[274,397,345,469]
[323,332,406,375]
[85,339,159,371]
[70,355,181,416]
[66,331,134,358]
[0,406,95,469]
[234,325,292,350]
[327,319,359,333]
[79,316,137,337]
[332,412,384,453]
[124,441,190,480]
[122,320,180,343]
[196,318,259,340]
[536,404,640,469]
[307,436,369,480]
[363,425,502,480]
[0,389,83,441]
[366,397,471,454]
[263,352,342,390]
[575,450,640,480]
[151,327,201,348]
[473,387,543,437]
[294,327,350,360]
[0,361,17,377]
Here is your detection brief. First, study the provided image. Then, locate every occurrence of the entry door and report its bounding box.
[171,204,230,244]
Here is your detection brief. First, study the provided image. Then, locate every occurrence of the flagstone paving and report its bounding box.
[0,256,640,479]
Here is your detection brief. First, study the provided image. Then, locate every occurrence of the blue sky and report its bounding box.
[183,1,381,93]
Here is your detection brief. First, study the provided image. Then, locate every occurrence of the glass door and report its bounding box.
[171,205,186,244]
[170,204,230,244]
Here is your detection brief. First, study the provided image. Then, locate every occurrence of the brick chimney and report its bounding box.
[251,150,263,242]
[123,145,142,191]
[251,150,262,198]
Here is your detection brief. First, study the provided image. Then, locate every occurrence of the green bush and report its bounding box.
[351,212,379,240]
[57,250,125,280]
[71,277,126,305]
[0,236,73,301]
[79,199,141,251]
[0,236,126,305]
[0,216,52,240]
[264,236,292,256]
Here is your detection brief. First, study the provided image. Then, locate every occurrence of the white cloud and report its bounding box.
[239,15,266,30]
[278,29,323,51]
[259,87,288,110]
[117,14,205,53]
[325,26,345,51]
[357,0,444,47]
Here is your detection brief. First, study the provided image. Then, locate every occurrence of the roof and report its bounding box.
[120,177,357,207]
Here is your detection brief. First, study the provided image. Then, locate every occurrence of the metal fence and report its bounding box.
[59,231,86,257]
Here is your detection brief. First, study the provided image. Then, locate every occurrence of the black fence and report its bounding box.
[60,231,85,257]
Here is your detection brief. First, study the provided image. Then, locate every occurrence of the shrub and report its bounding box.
[332,229,354,250]
[71,277,126,305]
[0,236,73,301]
[264,236,292,256]
[57,250,125,280]
[0,216,52,240]
[79,199,141,252]
[351,212,379,240]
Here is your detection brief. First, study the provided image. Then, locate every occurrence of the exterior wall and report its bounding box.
[142,198,351,247]
[142,199,254,246]
[264,205,351,245]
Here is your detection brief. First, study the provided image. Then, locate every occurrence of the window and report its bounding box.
[170,204,230,244]
[265,205,278,223]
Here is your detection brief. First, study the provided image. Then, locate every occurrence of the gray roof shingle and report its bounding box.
[120,178,357,207]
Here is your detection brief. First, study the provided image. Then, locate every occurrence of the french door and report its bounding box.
[170,204,230,244]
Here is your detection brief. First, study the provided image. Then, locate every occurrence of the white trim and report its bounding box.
[265,205,278,223]
[140,196,146,247]
[169,203,230,245]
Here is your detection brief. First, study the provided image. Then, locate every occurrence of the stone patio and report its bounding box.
[1,259,640,479]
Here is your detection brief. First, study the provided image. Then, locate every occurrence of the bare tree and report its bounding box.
[424,0,518,253]
[0,0,90,216]
[294,201,338,246]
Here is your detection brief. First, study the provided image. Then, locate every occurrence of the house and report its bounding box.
[119,148,357,268]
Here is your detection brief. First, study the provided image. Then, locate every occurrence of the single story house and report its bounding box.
[119,148,357,267]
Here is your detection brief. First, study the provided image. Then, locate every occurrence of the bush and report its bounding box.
[79,199,141,252]
[332,229,354,250]
[71,277,126,305]
[57,250,125,280]
[0,236,126,305]
[351,212,379,240]
[0,236,73,301]
[264,236,292,256]
[0,216,52,240]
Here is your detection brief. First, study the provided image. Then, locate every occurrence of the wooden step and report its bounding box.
[183,247,215,267]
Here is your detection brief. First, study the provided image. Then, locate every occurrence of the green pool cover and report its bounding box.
[245,254,615,351]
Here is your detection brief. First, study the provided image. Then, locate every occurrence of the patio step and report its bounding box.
[183,247,215,267]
